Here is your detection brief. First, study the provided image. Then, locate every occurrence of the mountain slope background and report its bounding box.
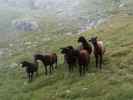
[0,0,133,100]
[0,0,132,41]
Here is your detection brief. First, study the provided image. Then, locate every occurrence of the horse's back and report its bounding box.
[79,50,89,64]
[44,53,57,64]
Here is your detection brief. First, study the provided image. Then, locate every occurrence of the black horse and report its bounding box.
[20,61,38,81]
[60,46,78,72]
[78,36,92,54]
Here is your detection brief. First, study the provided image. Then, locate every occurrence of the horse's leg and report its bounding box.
[31,72,33,81]
[100,54,103,70]
[28,73,32,82]
[71,64,73,72]
[44,66,48,75]
[79,65,82,76]
[87,56,90,72]
[50,64,53,72]
[83,65,86,75]
[52,64,54,71]
[86,63,89,72]
[55,60,58,69]
[95,54,98,68]
[50,65,52,74]
[35,61,39,76]
[68,65,71,72]
[28,73,30,82]
[85,64,88,74]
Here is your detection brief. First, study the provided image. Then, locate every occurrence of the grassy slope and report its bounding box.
[1,13,133,100]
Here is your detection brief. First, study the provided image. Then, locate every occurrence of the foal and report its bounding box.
[89,36,105,69]
[20,61,38,81]
[34,53,57,75]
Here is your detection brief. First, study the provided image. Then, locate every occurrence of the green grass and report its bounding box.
[1,13,133,100]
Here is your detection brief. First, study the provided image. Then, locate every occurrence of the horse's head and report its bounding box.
[20,61,28,68]
[60,46,75,56]
[34,54,44,62]
[89,36,98,45]
[60,47,68,54]
[78,36,86,43]
[60,47,70,54]
[67,46,74,50]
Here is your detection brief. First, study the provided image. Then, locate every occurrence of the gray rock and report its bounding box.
[12,19,39,32]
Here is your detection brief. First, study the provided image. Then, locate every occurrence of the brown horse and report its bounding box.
[89,36,105,69]
[78,49,90,76]
[34,53,57,75]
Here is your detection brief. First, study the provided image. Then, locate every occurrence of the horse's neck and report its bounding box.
[37,58,43,62]
[25,63,30,68]
[93,41,103,53]
[84,41,91,48]
[26,62,31,66]
[83,40,89,46]
[93,42,99,50]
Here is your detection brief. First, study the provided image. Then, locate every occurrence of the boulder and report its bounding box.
[12,19,39,32]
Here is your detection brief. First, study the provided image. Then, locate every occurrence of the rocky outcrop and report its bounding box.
[12,19,39,32]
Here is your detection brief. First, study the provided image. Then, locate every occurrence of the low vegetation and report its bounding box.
[0,13,133,100]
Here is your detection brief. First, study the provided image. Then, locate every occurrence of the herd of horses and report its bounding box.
[20,36,105,81]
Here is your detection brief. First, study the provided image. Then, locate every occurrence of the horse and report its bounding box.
[89,36,105,70]
[60,46,78,72]
[34,53,58,75]
[20,61,38,81]
[78,49,90,76]
[78,36,92,54]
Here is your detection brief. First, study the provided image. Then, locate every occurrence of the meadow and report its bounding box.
[0,12,133,100]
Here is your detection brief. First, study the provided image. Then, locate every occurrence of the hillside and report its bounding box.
[1,0,132,42]
[0,11,133,100]
[0,0,133,100]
